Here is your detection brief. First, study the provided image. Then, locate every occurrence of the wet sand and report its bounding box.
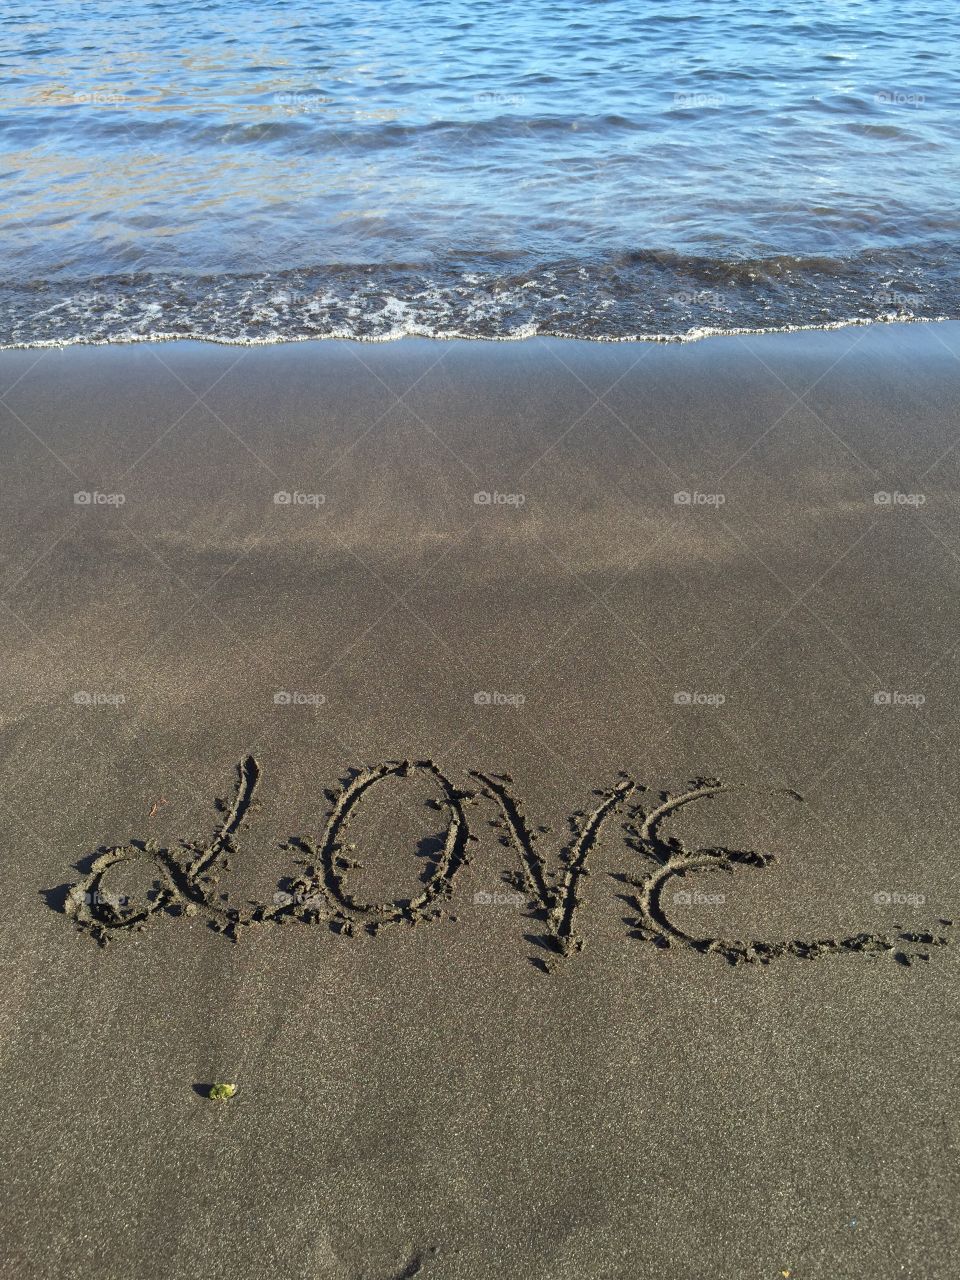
[1,324,959,1278]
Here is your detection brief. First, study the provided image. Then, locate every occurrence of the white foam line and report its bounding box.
[0,312,946,352]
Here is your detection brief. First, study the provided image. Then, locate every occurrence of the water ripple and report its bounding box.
[1,0,958,341]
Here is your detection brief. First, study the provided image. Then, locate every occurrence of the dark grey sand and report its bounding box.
[1,325,959,1279]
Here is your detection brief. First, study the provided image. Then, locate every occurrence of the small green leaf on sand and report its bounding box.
[208,1082,237,1101]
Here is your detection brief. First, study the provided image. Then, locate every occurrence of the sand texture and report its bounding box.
[0,325,958,1278]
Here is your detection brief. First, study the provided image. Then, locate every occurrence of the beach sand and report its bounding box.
[0,324,958,1278]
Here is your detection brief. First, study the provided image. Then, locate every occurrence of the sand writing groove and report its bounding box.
[64,755,265,942]
[619,782,947,967]
[469,770,638,970]
[60,755,955,969]
[261,759,472,936]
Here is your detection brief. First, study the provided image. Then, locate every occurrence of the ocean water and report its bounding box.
[2,0,959,345]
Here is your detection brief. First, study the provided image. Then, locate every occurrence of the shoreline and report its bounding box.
[0,311,946,352]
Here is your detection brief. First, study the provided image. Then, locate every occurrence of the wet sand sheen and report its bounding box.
[0,325,959,1278]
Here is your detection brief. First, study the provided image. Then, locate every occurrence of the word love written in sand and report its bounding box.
[62,757,953,971]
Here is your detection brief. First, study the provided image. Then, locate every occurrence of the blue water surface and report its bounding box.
[2,0,958,342]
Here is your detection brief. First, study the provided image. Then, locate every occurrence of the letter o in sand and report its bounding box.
[295,760,471,934]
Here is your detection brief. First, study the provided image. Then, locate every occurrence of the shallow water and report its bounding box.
[2,0,959,343]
